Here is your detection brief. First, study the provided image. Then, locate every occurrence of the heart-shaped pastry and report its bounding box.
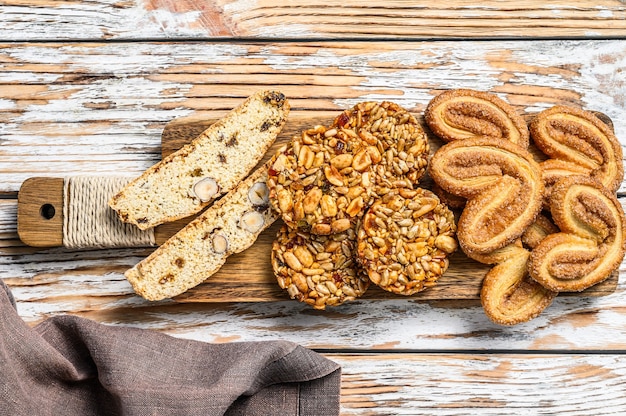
[529,175,626,292]
[429,137,544,258]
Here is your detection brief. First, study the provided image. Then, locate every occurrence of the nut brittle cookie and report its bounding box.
[356,189,457,295]
[267,125,372,235]
[271,225,369,309]
[267,101,429,235]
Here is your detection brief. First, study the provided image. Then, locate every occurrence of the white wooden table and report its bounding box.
[1,2,626,414]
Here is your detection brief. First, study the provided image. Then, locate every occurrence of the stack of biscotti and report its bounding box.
[109,90,289,230]
[110,90,290,300]
[125,164,279,300]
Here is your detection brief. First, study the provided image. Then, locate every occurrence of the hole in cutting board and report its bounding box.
[40,204,56,220]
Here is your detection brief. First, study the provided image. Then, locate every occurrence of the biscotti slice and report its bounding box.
[109,90,289,230]
[125,163,279,300]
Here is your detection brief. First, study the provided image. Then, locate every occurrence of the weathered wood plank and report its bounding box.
[1,1,625,40]
[3,194,626,350]
[0,40,624,194]
[334,353,626,415]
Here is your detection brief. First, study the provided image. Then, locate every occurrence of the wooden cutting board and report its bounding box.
[162,114,619,302]
[17,113,620,302]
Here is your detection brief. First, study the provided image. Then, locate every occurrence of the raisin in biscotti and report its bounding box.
[109,90,289,230]
[125,163,278,300]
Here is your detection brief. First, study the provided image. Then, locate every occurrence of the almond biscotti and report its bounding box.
[125,163,279,300]
[109,90,289,230]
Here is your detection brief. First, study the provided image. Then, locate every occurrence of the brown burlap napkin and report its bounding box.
[0,279,340,415]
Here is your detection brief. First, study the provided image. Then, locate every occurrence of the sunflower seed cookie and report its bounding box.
[347,101,430,197]
[356,189,457,295]
[267,101,429,235]
[271,225,369,309]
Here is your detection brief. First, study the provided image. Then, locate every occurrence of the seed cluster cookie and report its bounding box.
[268,101,430,235]
[356,189,457,295]
[268,124,372,236]
[271,225,369,310]
[269,101,457,309]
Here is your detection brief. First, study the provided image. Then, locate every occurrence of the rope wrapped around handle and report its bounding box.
[62,176,155,249]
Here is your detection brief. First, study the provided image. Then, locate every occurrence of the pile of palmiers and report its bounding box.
[425,89,625,325]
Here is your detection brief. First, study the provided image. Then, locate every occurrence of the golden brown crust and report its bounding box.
[424,89,529,148]
[530,105,623,201]
[538,159,591,209]
[481,246,557,326]
[521,214,559,250]
[470,239,524,265]
[429,137,544,257]
[528,176,626,292]
[110,90,289,230]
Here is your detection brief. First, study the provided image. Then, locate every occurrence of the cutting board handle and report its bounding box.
[17,177,64,248]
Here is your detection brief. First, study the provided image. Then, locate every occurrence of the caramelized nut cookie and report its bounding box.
[267,124,371,235]
[356,189,457,295]
[267,101,429,235]
[272,225,369,309]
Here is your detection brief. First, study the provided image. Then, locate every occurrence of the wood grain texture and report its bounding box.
[17,177,64,247]
[16,177,187,247]
[0,39,625,355]
[14,116,619,312]
[4,3,626,412]
[0,40,625,195]
[8,266,626,350]
[334,353,626,415]
[1,1,625,40]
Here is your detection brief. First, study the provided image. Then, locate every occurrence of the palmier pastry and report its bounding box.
[425,89,530,148]
[478,216,559,325]
[431,182,466,210]
[480,244,557,326]
[272,225,369,309]
[268,101,429,235]
[521,214,559,250]
[429,137,544,258]
[529,105,623,203]
[529,176,626,292]
[356,189,457,295]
